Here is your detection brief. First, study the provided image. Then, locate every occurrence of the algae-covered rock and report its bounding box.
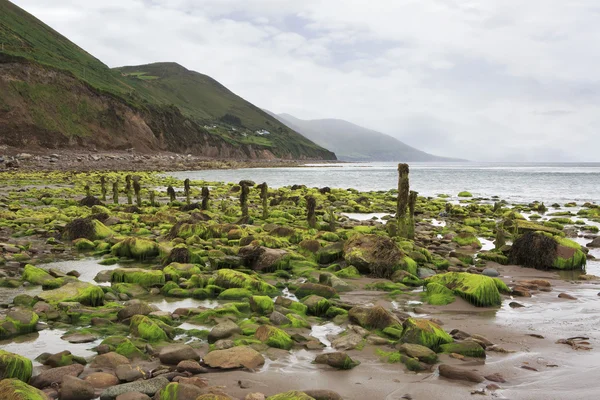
[163,263,202,280]
[130,315,172,342]
[203,346,265,369]
[422,282,455,306]
[267,391,316,400]
[22,264,55,285]
[401,318,453,351]
[255,325,293,350]
[111,268,165,288]
[218,288,253,300]
[314,352,360,370]
[111,237,159,260]
[426,272,508,307]
[302,295,330,317]
[295,283,337,299]
[343,234,403,278]
[156,382,204,400]
[0,379,48,400]
[510,232,586,270]
[213,269,278,295]
[250,295,275,314]
[316,242,344,264]
[348,305,400,330]
[0,350,33,382]
[440,341,486,358]
[64,218,114,241]
[0,308,39,339]
[100,336,146,360]
[397,343,438,364]
[238,245,291,272]
[36,281,104,306]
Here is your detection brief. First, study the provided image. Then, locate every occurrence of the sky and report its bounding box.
[11,0,600,161]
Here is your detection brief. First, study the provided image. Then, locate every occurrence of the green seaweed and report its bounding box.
[426,272,505,307]
[0,350,33,382]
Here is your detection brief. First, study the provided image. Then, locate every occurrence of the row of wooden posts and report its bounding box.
[87,164,417,238]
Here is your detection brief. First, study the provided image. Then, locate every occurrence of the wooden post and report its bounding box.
[201,187,210,210]
[307,196,317,229]
[397,163,409,237]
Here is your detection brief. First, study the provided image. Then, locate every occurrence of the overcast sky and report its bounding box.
[12,0,600,161]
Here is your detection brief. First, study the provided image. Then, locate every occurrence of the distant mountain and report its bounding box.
[270,112,461,162]
[0,0,335,160]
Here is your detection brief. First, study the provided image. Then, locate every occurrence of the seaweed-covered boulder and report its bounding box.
[249,295,274,314]
[397,343,438,364]
[268,392,316,400]
[0,350,33,382]
[510,232,586,270]
[213,269,278,295]
[295,283,337,299]
[117,301,155,321]
[203,346,265,369]
[22,264,55,285]
[238,246,291,272]
[100,336,146,360]
[129,315,172,342]
[316,242,344,264]
[426,272,509,307]
[0,379,49,400]
[348,305,401,330]
[64,218,114,241]
[255,325,293,350]
[440,341,486,358]
[111,238,160,260]
[158,344,200,365]
[163,263,201,280]
[0,308,39,339]
[422,282,455,306]
[314,352,360,370]
[156,382,204,400]
[401,318,453,351]
[343,234,403,278]
[111,268,165,288]
[301,295,330,317]
[99,376,169,400]
[36,281,104,306]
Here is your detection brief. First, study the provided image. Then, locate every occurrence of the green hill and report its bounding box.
[272,113,461,162]
[0,0,335,160]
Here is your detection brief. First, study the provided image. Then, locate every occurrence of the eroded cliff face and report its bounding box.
[0,60,332,160]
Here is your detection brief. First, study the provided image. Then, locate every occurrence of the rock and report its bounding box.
[438,364,484,383]
[254,325,293,350]
[348,305,400,329]
[203,346,265,369]
[440,341,486,358]
[303,390,343,400]
[397,343,438,364]
[269,311,291,326]
[36,281,104,307]
[84,372,119,389]
[208,320,241,343]
[44,350,75,367]
[401,318,453,350]
[115,365,143,382]
[99,376,169,400]
[245,394,266,400]
[295,283,337,299]
[267,392,314,400]
[0,379,48,399]
[509,302,525,308]
[511,286,532,297]
[91,352,131,369]
[213,339,235,350]
[61,333,98,344]
[417,268,436,279]
[558,293,577,300]
[176,360,207,374]
[485,373,506,383]
[344,234,403,278]
[174,377,208,389]
[116,394,151,400]
[155,382,204,400]
[586,237,600,248]
[313,352,360,370]
[238,246,290,273]
[482,268,499,277]
[30,364,85,389]
[331,333,363,351]
[60,375,95,400]
[117,301,154,321]
[0,349,33,381]
[158,344,200,365]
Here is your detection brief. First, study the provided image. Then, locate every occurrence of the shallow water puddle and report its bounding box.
[41,258,120,284]
[0,329,100,365]
[280,287,298,301]
[478,237,495,251]
[310,322,344,348]
[342,212,389,221]
[0,286,42,305]
[149,298,220,313]
[430,218,447,227]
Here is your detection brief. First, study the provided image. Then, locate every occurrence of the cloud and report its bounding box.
[10,0,600,161]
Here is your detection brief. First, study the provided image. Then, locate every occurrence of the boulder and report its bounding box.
[60,375,96,400]
[155,382,204,400]
[115,365,143,382]
[295,283,337,299]
[401,318,453,351]
[348,305,400,330]
[344,234,403,278]
[208,320,242,343]
[30,363,84,389]
[238,246,290,272]
[438,364,484,383]
[426,272,508,307]
[91,352,131,369]
[313,352,359,370]
[397,343,438,364]
[84,372,119,389]
[117,301,155,321]
[0,379,49,400]
[587,237,600,248]
[255,325,293,350]
[203,346,265,369]
[269,311,291,326]
[158,344,200,365]
[99,376,169,400]
[176,360,207,374]
[36,281,104,307]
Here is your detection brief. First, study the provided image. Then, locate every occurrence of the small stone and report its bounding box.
[509,302,525,308]
[61,333,98,344]
[558,293,577,300]
[438,364,484,383]
[245,394,266,400]
[176,360,207,374]
[115,365,143,382]
[60,375,96,400]
[485,373,506,383]
[84,372,119,389]
[158,344,200,365]
[482,268,499,277]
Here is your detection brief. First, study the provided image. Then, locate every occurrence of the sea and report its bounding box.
[168,162,600,205]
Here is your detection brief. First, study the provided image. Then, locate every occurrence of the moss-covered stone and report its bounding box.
[22,264,54,285]
[255,325,293,350]
[426,272,508,307]
[100,336,147,360]
[0,379,47,400]
[0,309,39,339]
[267,391,316,400]
[163,263,202,281]
[249,295,275,314]
[111,268,165,288]
[213,269,278,295]
[422,282,455,305]
[302,295,330,317]
[440,341,486,358]
[111,237,160,260]
[130,315,171,342]
[36,281,104,306]
[217,288,253,300]
[0,350,33,382]
[344,234,403,278]
[401,318,453,351]
[295,283,338,299]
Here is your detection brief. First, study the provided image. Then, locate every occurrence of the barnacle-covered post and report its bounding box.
[100,176,107,201]
[125,175,133,205]
[112,181,119,204]
[408,190,418,239]
[201,187,210,210]
[258,182,269,219]
[328,206,336,232]
[495,225,506,250]
[149,190,156,207]
[397,163,410,237]
[133,180,142,207]
[307,195,317,229]
[84,184,91,197]
[184,179,191,205]
[167,186,176,203]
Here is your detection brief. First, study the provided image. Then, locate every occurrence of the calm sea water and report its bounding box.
[168,162,600,205]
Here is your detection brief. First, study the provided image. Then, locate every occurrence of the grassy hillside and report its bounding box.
[274,113,460,162]
[0,0,335,159]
